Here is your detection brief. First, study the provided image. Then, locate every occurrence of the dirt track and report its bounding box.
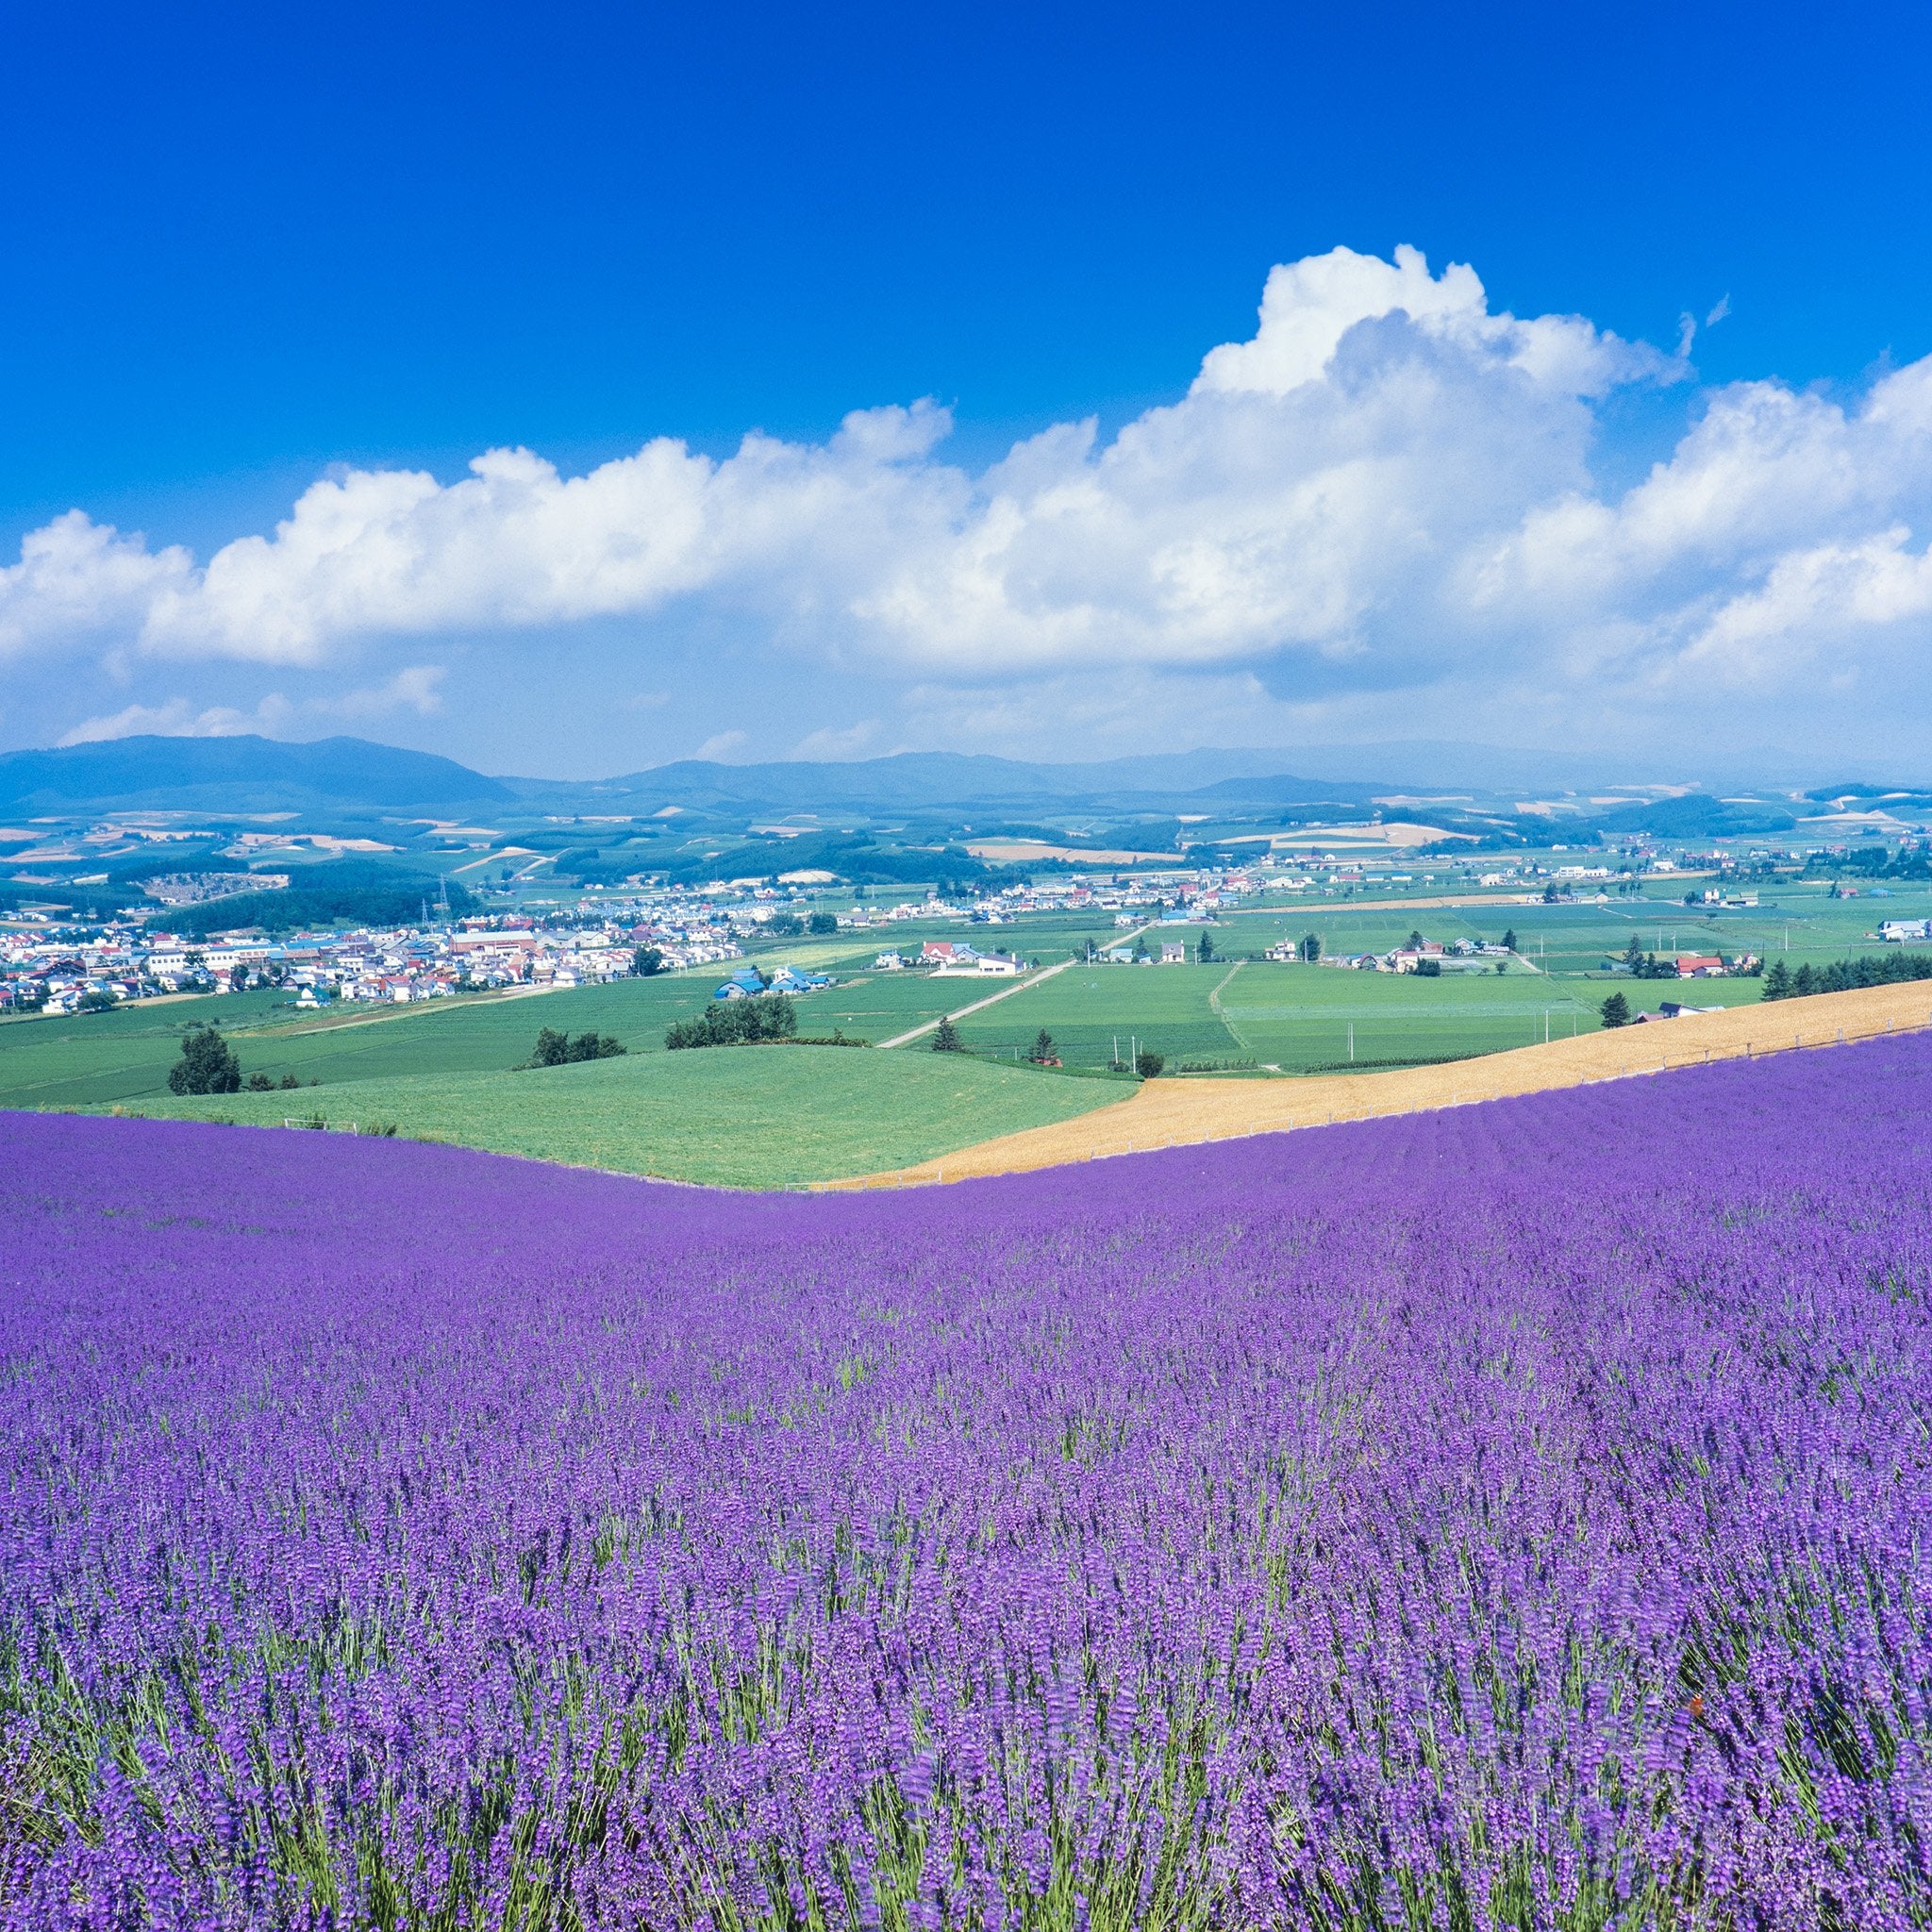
[825,980,1932,1188]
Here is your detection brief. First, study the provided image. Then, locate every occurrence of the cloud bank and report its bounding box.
[8,243,1932,758]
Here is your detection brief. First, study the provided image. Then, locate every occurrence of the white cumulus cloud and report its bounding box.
[8,243,1932,752]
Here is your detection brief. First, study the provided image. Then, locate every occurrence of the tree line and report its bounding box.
[1762,954,1932,1000]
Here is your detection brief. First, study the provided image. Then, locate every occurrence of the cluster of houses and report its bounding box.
[915,941,1025,975]
[712,963,835,1000]
[0,910,748,1014]
[1603,951,1759,979]
[1267,937,1516,972]
[1091,940,1193,965]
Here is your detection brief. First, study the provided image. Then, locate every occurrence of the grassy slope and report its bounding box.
[0,973,967,1109]
[92,1045,1120,1189]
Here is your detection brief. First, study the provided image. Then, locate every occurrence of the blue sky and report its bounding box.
[4,1,1931,778]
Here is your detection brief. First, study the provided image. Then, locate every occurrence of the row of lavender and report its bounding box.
[2,1042,1929,1928]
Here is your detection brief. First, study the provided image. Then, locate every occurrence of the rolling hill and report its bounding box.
[0,735,510,814]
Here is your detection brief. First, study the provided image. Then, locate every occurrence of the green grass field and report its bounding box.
[0,966,997,1111]
[0,978,721,1108]
[85,1045,1124,1189]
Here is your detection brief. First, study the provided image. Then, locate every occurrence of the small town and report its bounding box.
[2,827,1910,1017]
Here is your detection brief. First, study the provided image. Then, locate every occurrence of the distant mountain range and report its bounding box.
[0,731,1907,820]
[508,749,1391,814]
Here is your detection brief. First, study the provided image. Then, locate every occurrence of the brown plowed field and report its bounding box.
[825,980,1932,1189]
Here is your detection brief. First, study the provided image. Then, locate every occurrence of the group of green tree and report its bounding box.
[664,996,798,1050]
[520,1026,627,1068]
[762,911,841,938]
[1808,845,1932,883]
[168,1025,307,1094]
[1762,954,1932,1000]
[1620,937,1687,980]
[164,860,475,937]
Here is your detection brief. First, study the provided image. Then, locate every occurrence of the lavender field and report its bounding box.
[3,1041,1931,1930]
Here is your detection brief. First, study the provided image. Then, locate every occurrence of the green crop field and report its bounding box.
[1217,960,1763,1070]
[89,1044,1122,1188]
[947,952,1776,1074]
[954,962,1240,1067]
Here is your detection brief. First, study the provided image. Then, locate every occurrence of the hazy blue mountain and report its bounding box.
[1,731,1898,821]
[505,750,1388,813]
[0,736,511,814]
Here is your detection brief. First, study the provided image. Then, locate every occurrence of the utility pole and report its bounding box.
[1347,1022,1354,1062]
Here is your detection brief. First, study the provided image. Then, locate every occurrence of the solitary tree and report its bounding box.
[1031,1027,1056,1062]
[932,1015,962,1053]
[1298,933,1322,963]
[807,911,838,935]
[632,945,665,977]
[1600,991,1631,1029]
[168,1025,242,1095]
[1407,929,1425,952]
[1134,1049,1165,1079]
[1198,930,1216,964]
[1501,928,1518,952]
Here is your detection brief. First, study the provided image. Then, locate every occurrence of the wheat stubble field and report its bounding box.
[831,979,1932,1186]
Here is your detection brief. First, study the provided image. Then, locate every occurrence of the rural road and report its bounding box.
[876,923,1159,1049]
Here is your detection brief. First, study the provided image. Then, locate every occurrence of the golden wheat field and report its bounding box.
[827,979,1932,1187]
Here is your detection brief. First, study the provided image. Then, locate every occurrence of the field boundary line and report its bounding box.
[1208,959,1251,1052]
